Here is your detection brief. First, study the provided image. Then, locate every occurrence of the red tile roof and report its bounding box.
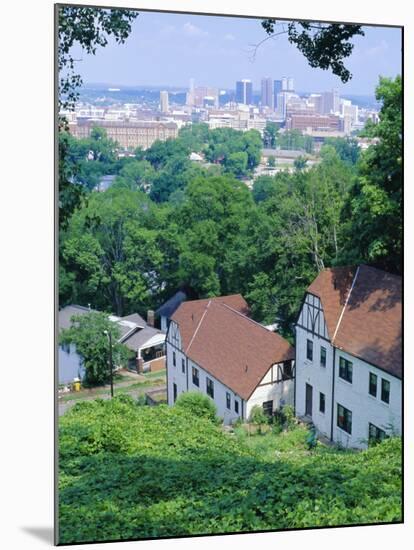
[171,295,294,400]
[308,265,402,378]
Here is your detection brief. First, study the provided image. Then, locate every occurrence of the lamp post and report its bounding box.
[103,330,114,398]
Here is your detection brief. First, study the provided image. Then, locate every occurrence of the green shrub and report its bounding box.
[282,404,296,430]
[249,405,269,434]
[174,391,218,423]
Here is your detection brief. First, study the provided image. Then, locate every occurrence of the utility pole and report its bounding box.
[104,330,114,398]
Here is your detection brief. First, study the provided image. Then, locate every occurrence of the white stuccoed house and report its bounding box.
[295,265,402,449]
[166,295,295,423]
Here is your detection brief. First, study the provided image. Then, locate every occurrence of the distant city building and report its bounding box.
[287,77,294,92]
[322,89,340,114]
[273,80,282,110]
[261,77,273,108]
[282,77,288,91]
[189,86,219,108]
[236,79,253,105]
[69,119,178,149]
[286,113,340,132]
[160,90,169,113]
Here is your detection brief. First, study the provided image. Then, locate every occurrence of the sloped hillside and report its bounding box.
[58,397,402,544]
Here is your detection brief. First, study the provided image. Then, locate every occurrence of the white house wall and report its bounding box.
[295,294,402,449]
[332,349,401,449]
[166,322,243,424]
[246,372,294,419]
[295,325,334,438]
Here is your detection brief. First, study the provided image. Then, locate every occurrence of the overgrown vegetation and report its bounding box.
[59,398,402,544]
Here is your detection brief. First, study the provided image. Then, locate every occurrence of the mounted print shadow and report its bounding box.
[56,3,403,545]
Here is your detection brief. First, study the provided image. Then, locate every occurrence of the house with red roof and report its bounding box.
[166,295,295,423]
[295,265,402,448]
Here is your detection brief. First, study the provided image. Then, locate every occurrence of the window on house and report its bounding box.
[306,339,313,361]
[206,377,214,399]
[337,404,352,434]
[235,400,239,414]
[369,372,377,397]
[319,392,325,414]
[263,400,273,416]
[192,366,199,387]
[226,392,231,410]
[173,351,176,367]
[281,361,293,380]
[181,358,185,374]
[339,357,353,383]
[368,423,386,445]
[381,379,390,404]
[320,346,326,367]
[173,383,177,403]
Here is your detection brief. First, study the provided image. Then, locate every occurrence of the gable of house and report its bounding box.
[306,265,402,378]
[170,295,294,400]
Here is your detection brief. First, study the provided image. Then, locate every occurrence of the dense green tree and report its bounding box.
[60,188,157,315]
[114,160,155,191]
[339,76,402,273]
[225,151,248,177]
[60,312,130,386]
[323,137,360,166]
[263,122,279,148]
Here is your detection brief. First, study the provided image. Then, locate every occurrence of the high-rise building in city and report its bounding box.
[273,80,282,110]
[186,78,195,106]
[287,77,294,91]
[235,79,253,105]
[261,77,273,108]
[282,77,288,91]
[160,90,169,113]
[322,89,340,114]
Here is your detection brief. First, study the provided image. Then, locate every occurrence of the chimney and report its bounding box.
[147,309,155,327]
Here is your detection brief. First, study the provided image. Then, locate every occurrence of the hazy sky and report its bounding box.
[71,10,402,95]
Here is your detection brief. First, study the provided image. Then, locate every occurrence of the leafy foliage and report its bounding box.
[339,76,402,273]
[261,21,364,83]
[60,312,131,386]
[175,391,218,423]
[59,398,402,544]
[58,6,138,110]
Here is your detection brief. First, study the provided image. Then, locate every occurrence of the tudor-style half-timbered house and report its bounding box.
[295,265,402,449]
[166,294,295,424]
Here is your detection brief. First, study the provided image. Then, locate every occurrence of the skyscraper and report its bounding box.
[287,77,294,91]
[160,90,169,113]
[236,79,253,105]
[273,80,282,110]
[322,89,340,114]
[261,77,273,108]
[282,77,288,91]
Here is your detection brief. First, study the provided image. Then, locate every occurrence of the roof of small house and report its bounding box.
[58,304,94,331]
[121,325,165,352]
[156,290,187,319]
[121,313,146,327]
[171,295,294,400]
[307,265,402,378]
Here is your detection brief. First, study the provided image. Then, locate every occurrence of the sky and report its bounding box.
[70,10,402,95]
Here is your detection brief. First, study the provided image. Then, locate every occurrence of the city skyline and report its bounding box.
[69,11,402,96]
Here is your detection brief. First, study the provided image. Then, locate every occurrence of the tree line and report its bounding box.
[59,76,402,338]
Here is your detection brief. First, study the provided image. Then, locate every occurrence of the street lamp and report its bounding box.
[103,329,114,398]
